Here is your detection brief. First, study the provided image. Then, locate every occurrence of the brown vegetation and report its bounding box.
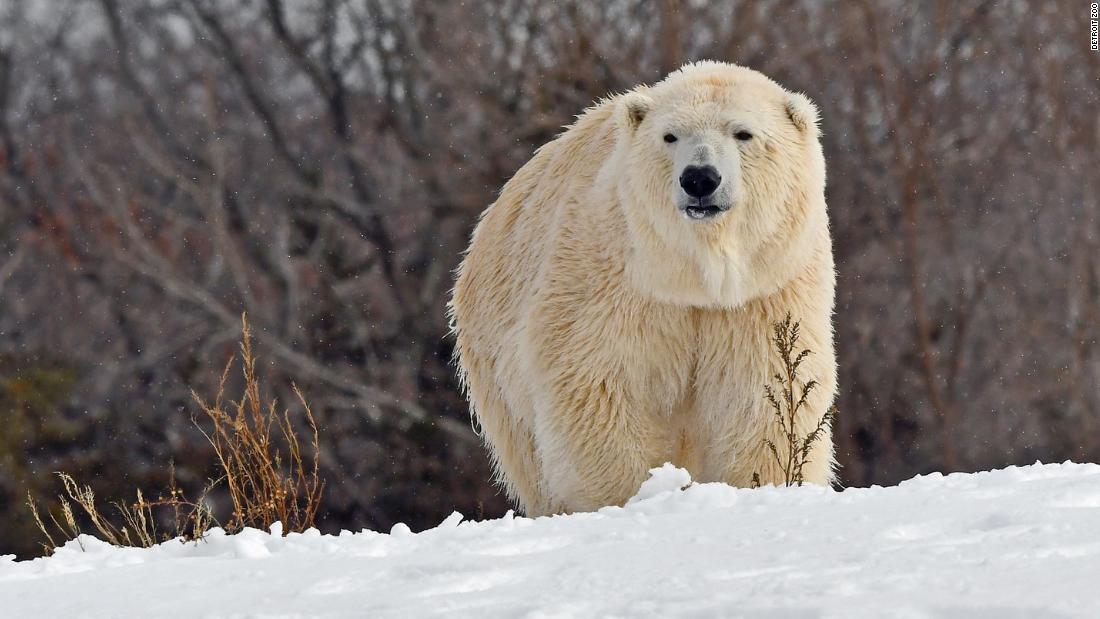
[27,316,324,553]
[755,315,837,488]
[192,315,324,534]
[27,467,215,555]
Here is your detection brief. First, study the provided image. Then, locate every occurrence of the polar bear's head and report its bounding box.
[611,61,828,307]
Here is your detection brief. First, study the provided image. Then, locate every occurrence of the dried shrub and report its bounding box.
[26,314,325,554]
[191,314,325,535]
[753,313,836,488]
[26,465,216,555]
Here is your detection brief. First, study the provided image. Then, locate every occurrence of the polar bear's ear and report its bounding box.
[784,91,820,136]
[621,91,654,131]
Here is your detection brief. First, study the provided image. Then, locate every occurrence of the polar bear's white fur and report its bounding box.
[450,61,836,515]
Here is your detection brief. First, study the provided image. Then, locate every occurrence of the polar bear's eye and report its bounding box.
[734,131,754,141]
[663,133,678,143]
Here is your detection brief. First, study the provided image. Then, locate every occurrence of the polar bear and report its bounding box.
[450,61,836,516]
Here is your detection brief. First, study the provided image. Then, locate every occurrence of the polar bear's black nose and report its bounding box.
[679,165,721,199]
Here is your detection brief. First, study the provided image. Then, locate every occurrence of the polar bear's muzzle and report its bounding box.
[678,165,729,220]
[680,165,721,199]
[682,202,728,220]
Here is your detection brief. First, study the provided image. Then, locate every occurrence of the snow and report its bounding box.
[3,462,1100,617]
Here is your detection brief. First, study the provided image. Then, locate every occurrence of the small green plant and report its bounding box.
[753,313,836,488]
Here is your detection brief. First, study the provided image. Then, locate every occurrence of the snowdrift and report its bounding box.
[3,462,1099,617]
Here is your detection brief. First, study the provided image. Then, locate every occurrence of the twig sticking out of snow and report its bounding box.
[754,313,836,488]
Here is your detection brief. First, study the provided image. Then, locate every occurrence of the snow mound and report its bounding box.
[626,462,693,504]
[3,462,1100,617]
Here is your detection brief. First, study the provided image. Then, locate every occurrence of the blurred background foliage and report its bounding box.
[0,0,1098,558]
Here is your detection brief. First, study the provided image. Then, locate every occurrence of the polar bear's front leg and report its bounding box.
[533,375,654,513]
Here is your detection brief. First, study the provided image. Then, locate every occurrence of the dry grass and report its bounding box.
[191,314,325,534]
[27,314,325,554]
[753,313,837,488]
[26,465,216,555]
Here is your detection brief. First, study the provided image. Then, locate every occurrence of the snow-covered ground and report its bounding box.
[3,462,1099,618]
